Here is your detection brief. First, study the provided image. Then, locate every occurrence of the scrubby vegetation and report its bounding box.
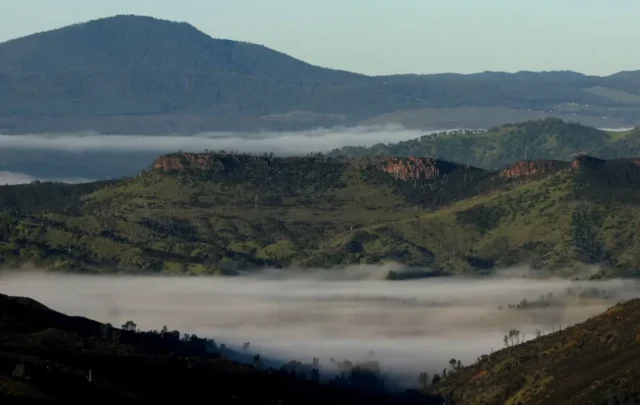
[2,148,640,276]
[430,298,640,405]
[331,118,640,169]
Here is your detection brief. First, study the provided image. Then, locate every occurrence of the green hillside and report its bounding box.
[330,118,640,169]
[1,150,640,277]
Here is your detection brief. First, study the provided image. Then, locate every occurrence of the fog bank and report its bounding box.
[0,125,451,155]
[1,271,637,385]
[0,171,93,185]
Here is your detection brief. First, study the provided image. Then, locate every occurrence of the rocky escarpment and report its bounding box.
[499,159,569,179]
[152,153,225,172]
[377,157,465,181]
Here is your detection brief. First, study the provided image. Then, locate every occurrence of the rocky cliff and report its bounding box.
[152,153,222,171]
[378,157,456,181]
[499,159,568,179]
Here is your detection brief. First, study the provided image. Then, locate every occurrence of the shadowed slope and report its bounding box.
[431,298,640,405]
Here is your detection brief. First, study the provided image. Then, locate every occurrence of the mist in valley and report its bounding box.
[0,125,454,182]
[0,171,94,185]
[1,267,638,387]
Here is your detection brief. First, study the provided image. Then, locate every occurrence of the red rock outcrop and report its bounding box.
[152,153,224,172]
[380,157,443,181]
[499,159,567,179]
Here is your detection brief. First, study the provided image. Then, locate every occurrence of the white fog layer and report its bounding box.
[0,171,94,185]
[1,271,638,383]
[0,125,460,155]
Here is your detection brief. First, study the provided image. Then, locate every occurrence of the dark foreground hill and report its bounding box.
[430,298,640,405]
[0,16,640,133]
[0,292,440,403]
[2,149,640,277]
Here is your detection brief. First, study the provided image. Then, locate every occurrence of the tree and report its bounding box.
[432,373,441,385]
[311,368,320,382]
[449,358,457,372]
[121,320,137,332]
[418,372,429,389]
[253,354,262,369]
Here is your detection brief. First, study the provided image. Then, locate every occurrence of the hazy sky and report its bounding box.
[0,0,637,76]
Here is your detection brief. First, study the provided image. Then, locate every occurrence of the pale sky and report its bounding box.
[0,0,638,76]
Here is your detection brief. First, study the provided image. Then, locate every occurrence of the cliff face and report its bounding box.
[379,157,444,181]
[499,160,567,179]
[152,153,223,172]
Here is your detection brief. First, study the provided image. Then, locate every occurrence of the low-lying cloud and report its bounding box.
[0,125,451,155]
[0,171,93,185]
[1,268,638,386]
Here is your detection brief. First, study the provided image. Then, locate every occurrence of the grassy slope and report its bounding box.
[2,150,640,276]
[430,299,640,405]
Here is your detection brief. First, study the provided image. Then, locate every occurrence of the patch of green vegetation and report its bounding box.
[330,118,640,169]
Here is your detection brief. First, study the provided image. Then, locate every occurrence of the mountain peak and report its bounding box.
[0,14,353,81]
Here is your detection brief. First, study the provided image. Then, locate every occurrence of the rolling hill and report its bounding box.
[0,16,640,133]
[0,292,440,403]
[331,118,640,170]
[430,298,640,405]
[2,148,640,277]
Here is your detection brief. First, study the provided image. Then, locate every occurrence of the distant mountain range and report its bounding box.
[0,15,639,133]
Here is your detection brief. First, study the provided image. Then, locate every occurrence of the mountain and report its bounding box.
[331,118,640,170]
[1,16,640,133]
[0,15,360,81]
[429,298,640,405]
[2,148,640,277]
[0,292,440,403]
